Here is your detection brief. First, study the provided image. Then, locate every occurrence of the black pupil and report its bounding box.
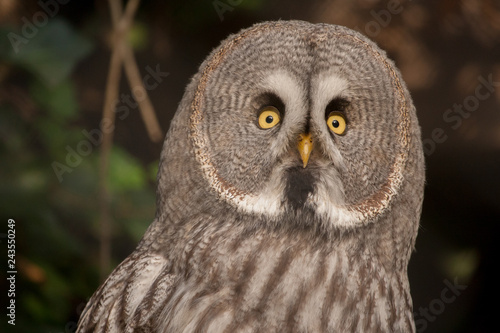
[332,119,339,128]
[265,115,274,124]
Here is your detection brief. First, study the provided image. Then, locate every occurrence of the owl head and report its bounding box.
[156,20,424,245]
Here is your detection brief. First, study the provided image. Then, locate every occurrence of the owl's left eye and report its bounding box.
[327,112,347,135]
[258,106,281,129]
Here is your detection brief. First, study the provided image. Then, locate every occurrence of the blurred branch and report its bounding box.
[109,0,163,142]
[122,47,163,142]
[98,37,120,280]
[98,0,163,280]
[98,0,128,281]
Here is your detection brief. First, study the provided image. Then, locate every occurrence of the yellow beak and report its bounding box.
[297,133,313,168]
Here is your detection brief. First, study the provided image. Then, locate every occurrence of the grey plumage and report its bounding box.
[77,20,425,332]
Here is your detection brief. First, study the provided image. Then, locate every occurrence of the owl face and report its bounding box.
[190,21,417,230]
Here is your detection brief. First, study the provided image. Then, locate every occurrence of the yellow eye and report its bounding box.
[258,106,281,129]
[327,112,347,135]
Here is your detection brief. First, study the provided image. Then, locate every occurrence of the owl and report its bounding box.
[77,20,425,332]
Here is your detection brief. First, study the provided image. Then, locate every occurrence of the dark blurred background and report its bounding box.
[0,0,498,332]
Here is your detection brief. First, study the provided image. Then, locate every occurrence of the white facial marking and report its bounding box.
[316,73,349,104]
[261,71,307,159]
[310,72,350,170]
[232,71,305,216]
[197,69,391,229]
[235,72,368,228]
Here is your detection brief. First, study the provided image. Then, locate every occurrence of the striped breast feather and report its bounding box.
[76,251,174,333]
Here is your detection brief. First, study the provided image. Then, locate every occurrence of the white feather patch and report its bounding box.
[315,73,349,105]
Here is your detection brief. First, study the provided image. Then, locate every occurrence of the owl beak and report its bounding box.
[297,133,313,168]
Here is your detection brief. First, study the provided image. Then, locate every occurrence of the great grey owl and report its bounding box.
[77,20,425,332]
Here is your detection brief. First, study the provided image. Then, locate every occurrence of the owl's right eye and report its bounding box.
[258,106,281,129]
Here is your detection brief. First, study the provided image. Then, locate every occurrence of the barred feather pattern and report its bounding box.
[78,210,416,332]
[77,250,176,332]
[157,228,415,332]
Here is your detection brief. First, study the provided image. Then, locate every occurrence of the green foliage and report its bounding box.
[0,15,154,333]
[128,22,149,51]
[31,79,78,122]
[109,147,148,193]
[0,19,93,87]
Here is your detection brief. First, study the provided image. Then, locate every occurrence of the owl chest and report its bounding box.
[157,248,413,332]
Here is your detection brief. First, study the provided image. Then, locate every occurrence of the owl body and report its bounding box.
[78,21,424,333]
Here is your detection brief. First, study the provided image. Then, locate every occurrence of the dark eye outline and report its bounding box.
[255,92,285,130]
